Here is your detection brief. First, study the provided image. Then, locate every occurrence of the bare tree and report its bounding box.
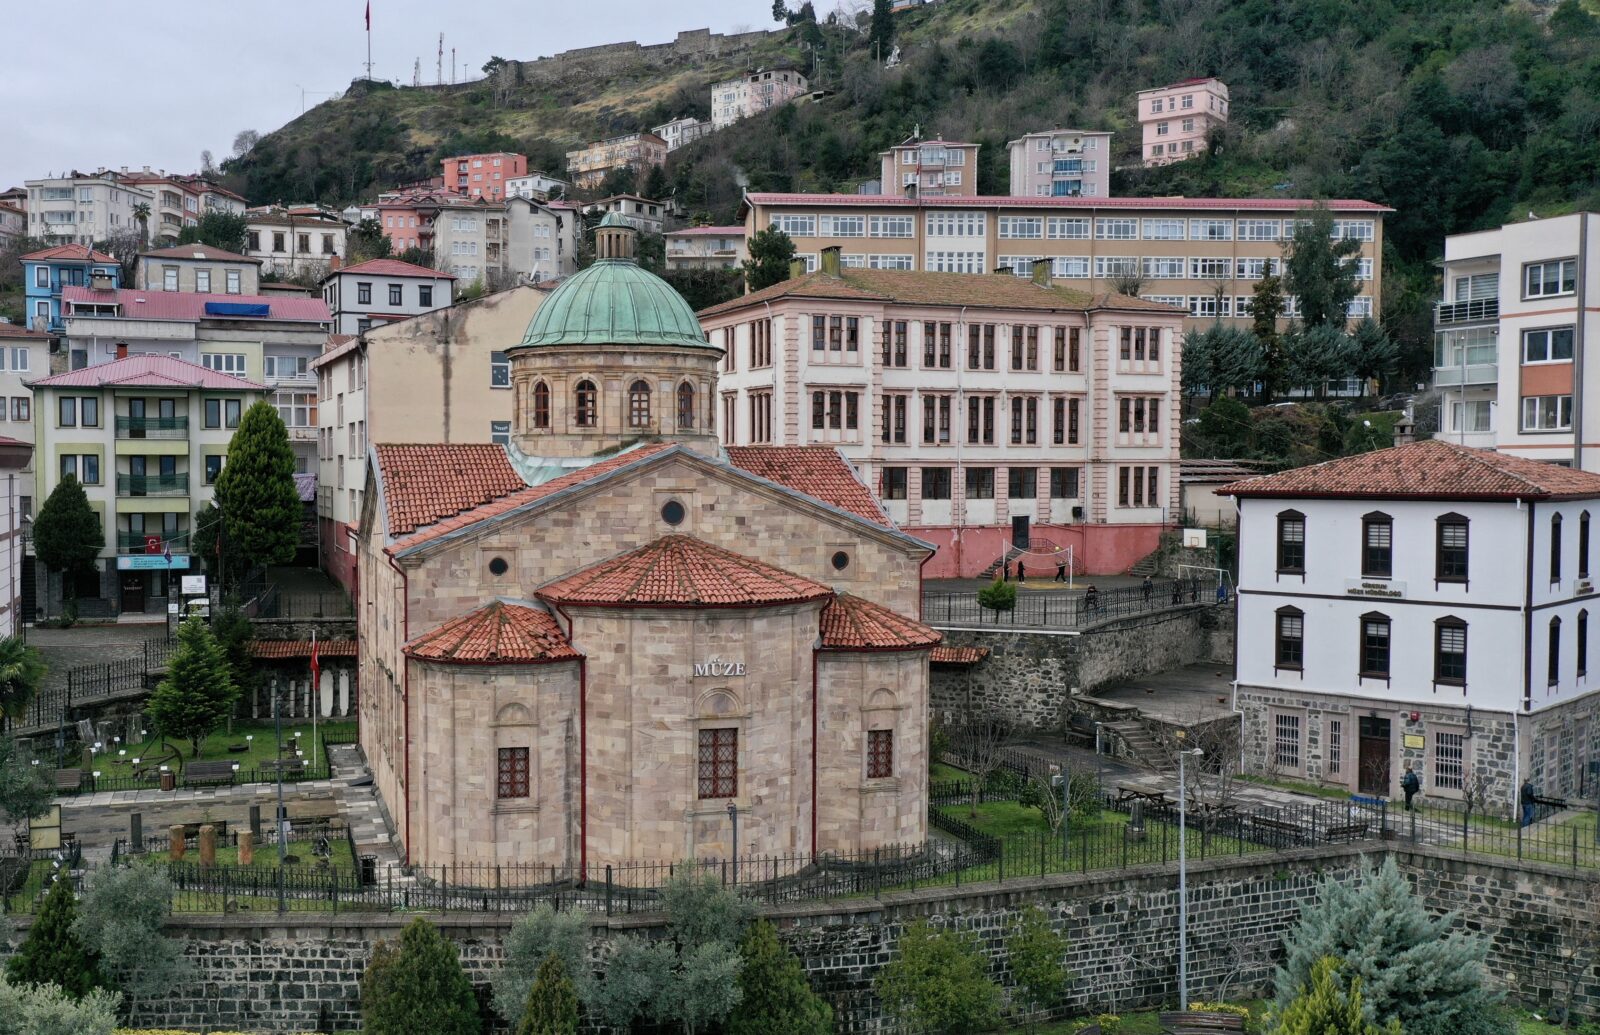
[954,717,1015,818]
[231,130,261,159]
[1177,712,1244,816]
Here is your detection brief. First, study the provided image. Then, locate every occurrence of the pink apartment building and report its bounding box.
[442,152,528,202]
[1138,77,1229,167]
[698,247,1187,578]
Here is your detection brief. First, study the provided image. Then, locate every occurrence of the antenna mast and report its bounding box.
[437,34,444,85]
[413,58,420,86]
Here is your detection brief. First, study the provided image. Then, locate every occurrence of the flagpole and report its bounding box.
[365,2,372,81]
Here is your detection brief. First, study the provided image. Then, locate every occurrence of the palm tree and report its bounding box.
[132,202,151,245]
[0,635,45,728]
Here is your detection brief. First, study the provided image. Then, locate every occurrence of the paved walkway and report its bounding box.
[327,742,404,879]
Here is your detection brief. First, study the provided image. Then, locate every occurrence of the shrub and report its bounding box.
[74,865,187,1019]
[1097,1013,1123,1034]
[728,920,832,1035]
[6,875,103,996]
[0,974,121,1035]
[516,953,579,1035]
[1006,906,1072,1026]
[491,904,592,1028]
[977,578,1017,613]
[875,920,1001,1035]
[360,917,479,1035]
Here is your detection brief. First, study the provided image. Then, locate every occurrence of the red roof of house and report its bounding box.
[405,600,581,665]
[1221,440,1600,502]
[538,534,834,609]
[141,243,260,264]
[60,287,330,323]
[0,324,54,340]
[250,640,358,659]
[743,193,1391,212]
[374,444,527,537]
[819,593,940,651]
[725,446,891,526]
[27,353,264,390]
[930,645,989,665]
[334,258,457,280]
[21,244,116,263]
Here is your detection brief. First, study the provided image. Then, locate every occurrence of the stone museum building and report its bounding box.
[357,216,940,871]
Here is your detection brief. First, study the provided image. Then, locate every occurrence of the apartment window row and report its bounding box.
[811,315,861,356]
[1116,465,1161,509]
[1276,510,1472,584]
[810,390,861,431]
[881,465,1082,501]
[56,396,101,428]
[762,213,1375,244]
[1118,327,1163,363]
[927,211,985,237]
[352,281,434,308]
[1272,610,1474,690]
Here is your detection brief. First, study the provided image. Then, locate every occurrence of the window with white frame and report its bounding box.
[1235,257,1277,280]
[1145,294,1185,307]
[819,215,865,237]
[1331,219,1375,242]
[1000,256,1043,277]
[1141,257,1184,278]
[868,254,914,270]
[272,391,316,428]
[1047,217,1090,240]
[1522,394,1573,431]
[1095,217,1136,240]
[1052,256,1090,278]
[771,214,815,237]
[1346,296,1374,318]
[869,215,914,238]
[926,211,985,237]
[1523,327,1575,363]
[1524,259,1577,299]
[1188,295,1230,318]
[1190,257,1231,279]
[1141,218,1186,240]
[1189,218,1232,241]
[926,251,985,273]
[202,353,246,375]
[1095,256,1137,278]
[1328,719,1343,776]
[1237,219,1281,241]
[998,216,1043,239]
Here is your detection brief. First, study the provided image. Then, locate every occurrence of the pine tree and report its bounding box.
[210,600,261,704]
[360,917,480,1035]
[5,875,103,997]
[741,228,798,291]
[875,920,1002,1035]
[728,920,833,1035]
[1348,317,1400,388]
[31,475,104,608]
[1006,906,1072,1028]
[0,733,53,824]
[146,616,237,758]
[1274,957,1398,1035]
[516,953,580,1035]
[1282,207,1362,331]
[868,0,895,59]
[212,400,302,578]
[1275,857,1510,1035]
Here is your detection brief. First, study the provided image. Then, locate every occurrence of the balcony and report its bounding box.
[1434,297,1498,326]
[1432,363,1499,387]
[116,473,190,497]
[116,416,189,439]
[117,532,190,555]
[1053,160,1084,175]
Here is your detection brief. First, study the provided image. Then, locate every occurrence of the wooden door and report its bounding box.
[1358,716,1391,796]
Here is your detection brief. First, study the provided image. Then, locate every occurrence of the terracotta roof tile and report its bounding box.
[374,444,526,537]
[0,325,54,340]
[21,244,116,263]
[250,640,357,659]
[698,268,1180,319]
[725,446,891,526]
[388,443,677,551]
[930,645,989,665]
[538,534,833,609]
[820,593,940,651]
[27,353,264,390]
[333,258,457,280]
[1221,440,1600,501]
[405,600,581,665]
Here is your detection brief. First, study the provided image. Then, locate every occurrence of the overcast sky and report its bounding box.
[0,1,769,194]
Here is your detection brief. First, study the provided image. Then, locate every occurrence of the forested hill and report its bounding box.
[230,0,1600,277]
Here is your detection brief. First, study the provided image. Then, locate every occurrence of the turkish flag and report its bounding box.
[310,634,321,689]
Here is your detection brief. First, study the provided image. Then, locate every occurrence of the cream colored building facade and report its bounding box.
[878,139,981,199]
[746,193,1389,330]
[564,133,667,191]
[136,245,261,295]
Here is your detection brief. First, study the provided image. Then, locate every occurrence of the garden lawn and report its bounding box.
[140,837,357,873]
[107,720,356,776]
[931,762,972,784]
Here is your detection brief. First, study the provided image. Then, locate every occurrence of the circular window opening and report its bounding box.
[488,557,510,576]
[661,500,686,526]
[831,550,851,572]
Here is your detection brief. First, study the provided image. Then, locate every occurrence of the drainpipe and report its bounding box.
[1575,213,1591,469]
[553,602,587,881]
[811,645,820,859]
[385,551,412,864]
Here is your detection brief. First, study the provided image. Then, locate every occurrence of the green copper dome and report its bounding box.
[516,258,714,350]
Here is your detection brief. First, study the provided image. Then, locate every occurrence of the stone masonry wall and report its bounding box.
[931,605,1234,732]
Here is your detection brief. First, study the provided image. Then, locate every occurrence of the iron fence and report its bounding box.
[922,576,1223,629]
[8,636,172,737]
[1394,796,1600,871]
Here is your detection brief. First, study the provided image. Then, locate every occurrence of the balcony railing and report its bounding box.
[1432,363,1499,387]
[117,533,190,555]
[1435,297,1499,326]
[116,416,188,439]
[116,473,190,497]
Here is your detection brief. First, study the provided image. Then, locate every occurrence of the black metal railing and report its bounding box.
[923,576,1222,629]
[116,532,190,554]
[1434,297,1499,326]
[115,416,189,439]
[116,473,190,496]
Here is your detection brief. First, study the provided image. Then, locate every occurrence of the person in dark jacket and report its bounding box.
[1055,559,1067,583]
[1142,575,1153,602]
[1400,764,1420,811]
[1521,778,1538,827]
[1017,560,1026,582]
[1083,584,1100,613]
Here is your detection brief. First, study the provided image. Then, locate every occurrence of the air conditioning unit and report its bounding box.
[1072,505,1085,520]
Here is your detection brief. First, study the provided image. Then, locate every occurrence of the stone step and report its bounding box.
[1104,720,1172,771]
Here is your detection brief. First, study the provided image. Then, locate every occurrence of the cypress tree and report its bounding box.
[516,953,580,1035]
[728,920,832,1035]
[146,616,237,757]
[212,400,301,578]
[5,875,103,996]
[360,917,479,1035]
[31,475,104,606]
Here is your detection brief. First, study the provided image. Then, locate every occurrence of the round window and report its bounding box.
[488,557,509,576]
[661,500,686,526]
[831,550,851,572]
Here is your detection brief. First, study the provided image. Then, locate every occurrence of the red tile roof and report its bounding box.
[1221,440,1600,502]
[334,258,457,280]
[930,645,989,665]
[820,593,940,651]
[726,446,891,526]
[141,243,260,264]
[27,353,264,390]
[374,444,526,537]
[538,534,834,609]
[60,287,330,323]
[0,324,54,340]
[312,334,362,370]
[405,600,581,665]
[388,443,678,551]
[250,640,358,659]
[21,244,117,263]
[743,193,1392,212]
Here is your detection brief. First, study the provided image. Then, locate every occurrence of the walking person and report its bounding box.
[1400,764,1420,811]
[1002,560,1010,582]
[1521,777,1538,827]
[1084,583,1099,614]
[1055,558,1067,583]
[1017,560,1026,583]
[1142,575,1153,602]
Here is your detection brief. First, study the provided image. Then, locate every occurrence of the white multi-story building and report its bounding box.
[244,208,348,280]
[664,226,746,270]
[320,259,455,336]
[0,434,30,635]
[505,197,579,282]
[710,68,809,130]
[24,173,153,246]
[1227,439,1600,810]
[120,170,201,245]
[1433,212,1600,464]
[504,172,570,201]
[698,247,1186,578]
[584,195,664,236]
[0,324,47,522]
[651,116,714,152]
[1007,130,1113,198]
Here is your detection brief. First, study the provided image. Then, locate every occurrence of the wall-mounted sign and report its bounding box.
[118,555,190,571]
[180,574,207,597]
[1403,733,1425,750]
[1345,579,1404,599]
[1579,580,1595,596]
[693,656,746,678]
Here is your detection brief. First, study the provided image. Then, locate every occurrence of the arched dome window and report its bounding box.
[677,381,696,430]
[628,380,652,428]
[532,381,551,429]
[575,380,597,428]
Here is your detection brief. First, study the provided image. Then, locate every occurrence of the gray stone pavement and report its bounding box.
[26,624,166,696]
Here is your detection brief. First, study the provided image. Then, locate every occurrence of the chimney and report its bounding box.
[992,265,1013,276]
[820,246,842,277]
[787,258,806,280]
[1031,258,1052,288]
[115,343,128,359]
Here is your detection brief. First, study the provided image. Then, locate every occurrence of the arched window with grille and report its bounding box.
[677,381,696,430]
[532,381,551,429]
[574,379,597,428]
[629,379,652,428]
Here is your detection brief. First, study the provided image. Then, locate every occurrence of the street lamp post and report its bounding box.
[1177,736,1205,1011]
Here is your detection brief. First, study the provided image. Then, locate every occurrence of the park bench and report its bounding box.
[1161,1011,1246,1035]
[53,769,85,792]
[1323,820,1370,842]
[1250,814,1308,846]
[1066,713,1097,747]
[1117,786,1171,808]
[183,761,236,787]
